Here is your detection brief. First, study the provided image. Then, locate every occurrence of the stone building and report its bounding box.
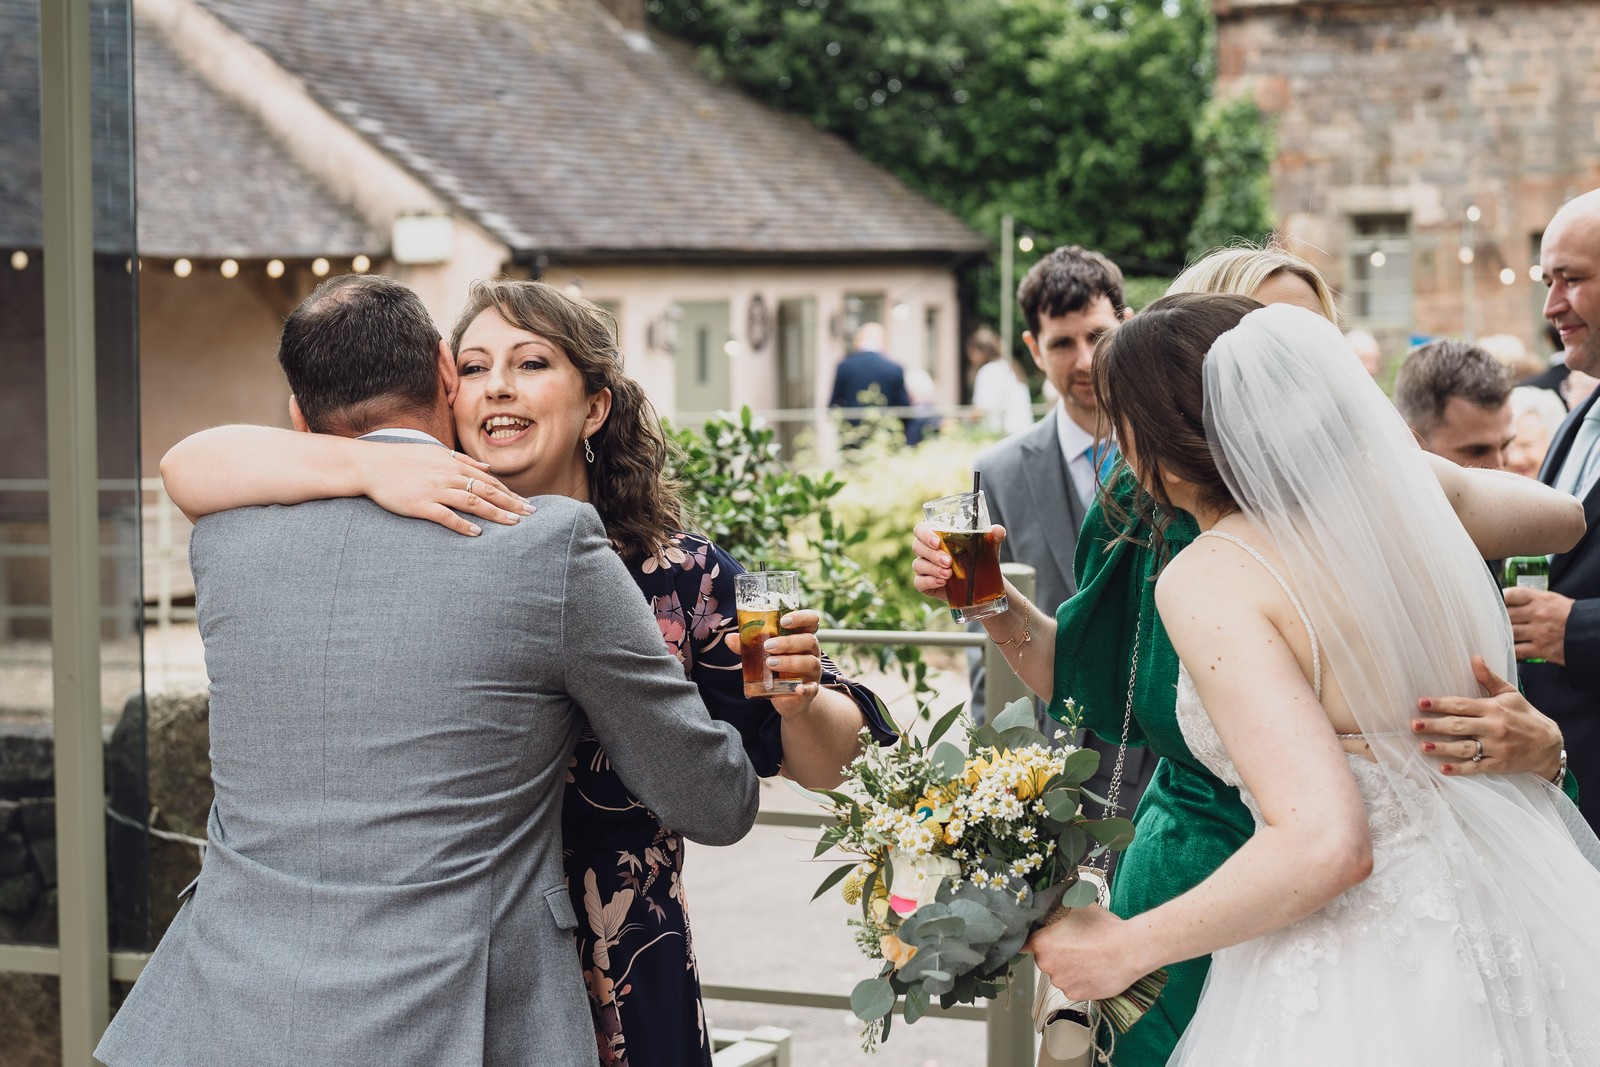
[1214,0,1600,357]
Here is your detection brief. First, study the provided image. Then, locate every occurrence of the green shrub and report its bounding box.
[666,408,987,717]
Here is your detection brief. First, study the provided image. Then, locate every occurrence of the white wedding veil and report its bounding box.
[1203,304,1600,1054]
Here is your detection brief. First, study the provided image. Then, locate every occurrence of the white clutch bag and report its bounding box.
[1032,867,1107,1067]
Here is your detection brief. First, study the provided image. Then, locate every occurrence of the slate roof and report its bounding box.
[193,0,987,261]
[0,0,378,257]
[135,16,382,258]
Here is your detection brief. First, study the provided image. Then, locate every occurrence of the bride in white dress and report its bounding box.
[1028,293,1600,1065]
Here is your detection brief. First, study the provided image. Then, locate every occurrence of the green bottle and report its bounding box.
[1502,556,1550,664]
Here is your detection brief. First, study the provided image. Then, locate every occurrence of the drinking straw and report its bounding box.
[966,472,981,606]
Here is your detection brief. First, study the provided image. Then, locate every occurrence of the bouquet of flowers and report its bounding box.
[811,697,1167,1050]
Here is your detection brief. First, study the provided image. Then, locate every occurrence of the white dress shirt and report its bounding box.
[1054,403,1098,510]
[360,428,446,445]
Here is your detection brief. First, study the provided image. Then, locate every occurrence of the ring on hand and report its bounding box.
[464,477,477,497]
[1471,738,1485,763]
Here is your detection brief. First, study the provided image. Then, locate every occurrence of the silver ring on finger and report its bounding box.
[1471,738,1485,763]
[464,477,477,497]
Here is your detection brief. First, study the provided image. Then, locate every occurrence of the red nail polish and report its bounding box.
[1418,699,1432,710]
[1412,720,1425,732]
[1441,765,1454,775]
[1422,743,1435,753]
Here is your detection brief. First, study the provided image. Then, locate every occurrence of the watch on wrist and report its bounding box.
[1555,748,1569,787]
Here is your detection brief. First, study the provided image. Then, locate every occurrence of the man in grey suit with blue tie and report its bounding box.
[969,246,1155,822]
[1510,190,1600,826]
[97,275,759,1066]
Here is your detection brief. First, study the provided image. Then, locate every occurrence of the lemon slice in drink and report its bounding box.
[739,618,769,645]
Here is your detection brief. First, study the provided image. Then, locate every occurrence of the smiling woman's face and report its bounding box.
[451,308,607,500]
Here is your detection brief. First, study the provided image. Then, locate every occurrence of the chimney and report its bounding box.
[594,0,645,31]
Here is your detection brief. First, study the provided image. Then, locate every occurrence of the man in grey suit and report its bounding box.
[968,246,1155,821]
[97,276,759,1066]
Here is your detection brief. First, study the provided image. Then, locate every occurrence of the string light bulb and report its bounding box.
[352,254,371,273]
[9,251,27,270]
[1369,251,1386,268]
[1499,268,1516,285]
[220,259,239,279]
[1457,247,1475,266]
[1465,205,1482,223]
[1017,235,1035,253]
[266,259,285,279]
[173,258,192,278]
[311,257,330,277]
[1529,264,1544,282]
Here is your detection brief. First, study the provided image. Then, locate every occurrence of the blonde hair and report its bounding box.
[1169,244,1341,324]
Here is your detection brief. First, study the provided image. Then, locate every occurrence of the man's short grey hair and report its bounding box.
[1394,339,1512,436]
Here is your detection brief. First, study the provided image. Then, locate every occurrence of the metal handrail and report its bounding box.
[706,562,1040,1065]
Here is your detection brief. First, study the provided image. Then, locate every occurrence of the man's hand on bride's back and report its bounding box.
[358,442,532,536]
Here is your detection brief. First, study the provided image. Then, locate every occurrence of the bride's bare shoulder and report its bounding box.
[1155,534,1280,637]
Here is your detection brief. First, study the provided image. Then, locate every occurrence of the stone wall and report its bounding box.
[1215,0,1600,354]
[0,688,212,1062]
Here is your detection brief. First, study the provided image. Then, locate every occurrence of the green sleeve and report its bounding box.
[1049,477,1198,748]
[1563,764,1581,805]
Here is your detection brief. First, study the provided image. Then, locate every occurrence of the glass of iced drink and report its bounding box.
[735,570,804,698]
[923,490,1007,622]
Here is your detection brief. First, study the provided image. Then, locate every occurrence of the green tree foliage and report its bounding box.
[1186,93,1277,258]
[648,0,1216,268]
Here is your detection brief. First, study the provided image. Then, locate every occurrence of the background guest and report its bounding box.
[966,325,1035,436]
[1508,384,1571,479]
[1393,339,1514,469]
[1345,328,1384,378]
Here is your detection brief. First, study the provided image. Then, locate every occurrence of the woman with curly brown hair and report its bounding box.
[162,278,895,1066]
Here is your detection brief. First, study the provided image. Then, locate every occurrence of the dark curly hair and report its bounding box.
[449,279,685,563]
[1093,292,1259,562]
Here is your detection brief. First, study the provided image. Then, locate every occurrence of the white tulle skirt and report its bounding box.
[1169,783,1600,1066]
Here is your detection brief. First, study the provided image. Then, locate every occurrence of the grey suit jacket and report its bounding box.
[97,488,758,1067]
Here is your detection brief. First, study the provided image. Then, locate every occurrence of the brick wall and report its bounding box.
[1216,0,1600,357]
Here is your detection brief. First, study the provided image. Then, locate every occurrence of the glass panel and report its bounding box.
[841,292,885,344]
[0,0,147,956]
[0,0,56,951]
[91,0,148,954]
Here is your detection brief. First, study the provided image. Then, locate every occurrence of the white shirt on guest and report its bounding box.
[972,360,1035,436]
[1054,403,1098,511]
[360,428,445,445]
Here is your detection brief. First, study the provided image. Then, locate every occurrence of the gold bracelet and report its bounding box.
[992,607,1032,656]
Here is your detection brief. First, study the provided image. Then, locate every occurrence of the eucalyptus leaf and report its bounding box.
[812,861,858,902]
[944,897,1006,944]
[1000,726,1041,752]
[813,826,846,858]
[1087,817,1137,851]
[989,697,1038,735]
[970,723,1004,752]
[851,977,896,1022]
[930,741,967,783]
[1060,877,1101,908]
[926,705,965,747]
[1042,789,1081,823]
[1059,748,1101,786]
[861,866,881,920]
[1057,826,1089,864]
[903,983,931,1024]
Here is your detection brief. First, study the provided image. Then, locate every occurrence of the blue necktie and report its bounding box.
[1087,439,1119,484]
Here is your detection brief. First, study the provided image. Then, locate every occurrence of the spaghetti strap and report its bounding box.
[1197,530,1322,698]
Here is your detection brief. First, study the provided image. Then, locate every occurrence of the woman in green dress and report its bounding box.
[912,246,1579,1066]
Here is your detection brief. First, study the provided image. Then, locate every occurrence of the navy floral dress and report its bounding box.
[562,532,896,1067]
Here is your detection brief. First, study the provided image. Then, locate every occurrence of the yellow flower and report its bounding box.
[963,747,998,789]
[841,866,865,905]
[881,933,918,969]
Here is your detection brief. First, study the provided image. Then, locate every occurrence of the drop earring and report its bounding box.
[584,437,595,464]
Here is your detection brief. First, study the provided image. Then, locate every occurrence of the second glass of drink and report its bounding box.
[735,570,804,698]
[923,490,1007,623]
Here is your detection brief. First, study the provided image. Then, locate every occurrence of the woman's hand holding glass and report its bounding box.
[728,608,825,716]
[912,519,1007,603]
[354,440,532,536]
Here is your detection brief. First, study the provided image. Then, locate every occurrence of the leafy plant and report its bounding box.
[665,407,946,712]
[813,697,1167,1049]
